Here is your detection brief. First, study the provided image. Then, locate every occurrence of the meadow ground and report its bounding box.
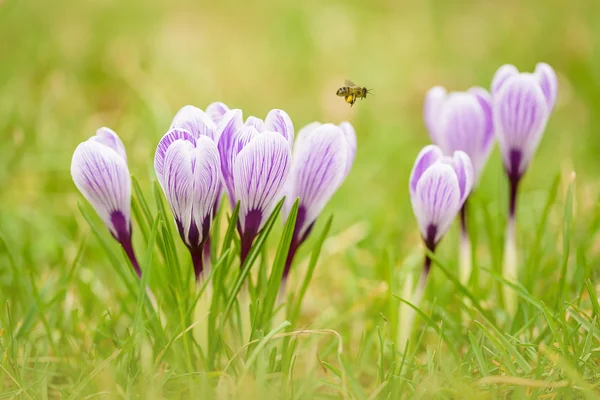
[1,0,600,398]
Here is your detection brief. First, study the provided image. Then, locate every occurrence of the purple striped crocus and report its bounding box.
[424,86,494,285]
[217,109,294,263]
[491,63,557,313]
[281,121,356,282]
[409,145,474,295]
[154,130,221,279]
[168,102,230,270]
[71,128,141,277]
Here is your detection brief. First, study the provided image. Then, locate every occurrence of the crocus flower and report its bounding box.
[71,127,141,276]
[491,63,557,313]
[281,121,356,282]
[409,145,473,290]
[154,129,221,278]
[423,86,494,284]
[217,109,293,263]
[169,102,230,268]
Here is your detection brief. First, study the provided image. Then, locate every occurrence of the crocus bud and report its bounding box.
[71,127,140,276]
[424,86,494,183]
[217,109,294,263]
[154,129,221,278]
[492,63,557,186]
[282,121,356,279]
[409,145,474,250]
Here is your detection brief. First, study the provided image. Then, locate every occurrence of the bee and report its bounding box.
[336,80,372,107]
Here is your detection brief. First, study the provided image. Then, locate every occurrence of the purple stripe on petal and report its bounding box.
[535,63,558,110]
[234,132,292,233]
[491,64,519,96]
[265,109,294,146]
[423,86,448,144]
[154,129,195,186]
[171,105,217,140]
[71,140,132,238]
[409,145,444,197]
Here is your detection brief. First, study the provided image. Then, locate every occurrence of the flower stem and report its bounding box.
[503,176,520,315]
[191,249,205,281]
[459,202,472,286]
[240,233,255,266]
[120,234,141,278]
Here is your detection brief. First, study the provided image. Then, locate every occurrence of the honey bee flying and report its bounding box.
[336,80,372,107]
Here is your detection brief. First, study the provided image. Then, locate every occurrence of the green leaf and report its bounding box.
[224,199,285,318]
[287,215,333,324]
[557,178,574,308]
[257,198,299,331]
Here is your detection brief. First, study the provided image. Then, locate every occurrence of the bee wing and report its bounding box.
[344,79,358,87]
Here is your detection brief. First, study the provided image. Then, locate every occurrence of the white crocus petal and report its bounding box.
[491,64,519,96]
[338,121,357,176]
[206,102,230,126]
[412,162,461,244]
[265,109,295,146]
[234,132,292,233]
[423,86,448,144]
[71,139,131,238]
[170,105,217,140]
[154,129,196,187]
[493,74,550,176]
[534,62,558,110]
[162,140,195,244]
[284,124,348,237]
[91,127,128,162]
[409,145,444,198]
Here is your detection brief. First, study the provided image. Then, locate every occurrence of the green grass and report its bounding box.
[1,0,600,398]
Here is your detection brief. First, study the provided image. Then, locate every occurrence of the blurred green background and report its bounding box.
[1,0,600,394]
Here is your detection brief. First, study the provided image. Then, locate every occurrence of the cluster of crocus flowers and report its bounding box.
[424,86,494,285]
[415,62,557,315]
[492,63,557,313]
[72,100,354,293]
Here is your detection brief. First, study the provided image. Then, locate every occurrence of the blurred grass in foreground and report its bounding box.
[1,0,600,398]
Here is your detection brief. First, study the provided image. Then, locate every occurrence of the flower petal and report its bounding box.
[154,128,195,186]
[190,136,222,247]
[206,102,230,125]
[162,140,195,245]
[468,87,495,162]
[171,105,217,140]
[244,116,266,132]
[491,64,519,96]
[493,75,550,176]
[234,132,292,233]
[338,121,357,176]
[535,62,558,110]
[411,163,461,244]
[446,150,474,205]
[409,145,444,197]
[265,109,294,146]
[91,127,127,162]
[284,124,348,236]
[71,140,131,238]
[423,86,448,144]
